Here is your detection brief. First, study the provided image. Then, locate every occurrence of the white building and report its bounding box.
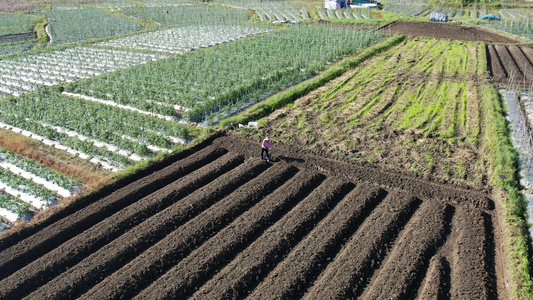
[325,0,347,9]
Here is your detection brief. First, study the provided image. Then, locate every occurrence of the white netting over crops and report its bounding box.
[98,25,270,54]
[0,46,165,97]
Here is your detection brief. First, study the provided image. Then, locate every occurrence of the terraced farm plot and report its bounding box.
[262,38,489,186]
[0,14,42,36]
[0,46,165,97]
[316,7,372,20]
[125,3,250,27]
[487,44,533,86]
[46,5,142,45]
[98,25,269,54]
[382,22,519,43]
[66,25,383,121]
[0,134,499,299]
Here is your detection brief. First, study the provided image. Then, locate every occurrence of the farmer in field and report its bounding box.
[261,137,272,162]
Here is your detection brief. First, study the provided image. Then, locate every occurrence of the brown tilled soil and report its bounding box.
[382,21,520,43]
[487,44,533,87]
[0,133,503,299]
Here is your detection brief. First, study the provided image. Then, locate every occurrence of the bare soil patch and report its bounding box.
[382,21,520,43]
[0,133,503,299]
[488,44,533,87]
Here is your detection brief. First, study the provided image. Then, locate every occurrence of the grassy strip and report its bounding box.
[219,34,405,127]
[481,85,533,298]
[33,17,47,46]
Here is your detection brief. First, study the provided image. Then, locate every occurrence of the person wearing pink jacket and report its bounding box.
[260,137,272,162]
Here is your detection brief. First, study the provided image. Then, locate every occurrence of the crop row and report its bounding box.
[99,24,269,54]
[0,192,31,222]
[499,8,532,21]
[214,0,302,11]
[317,7,372,20]
[0,167,57,207]
[0,145,80,222]
[213,0,309,21]
[46,5,142,45]
[125,3,250,27]
[0,121,128,172]
[0,41,34,57]
[66,25,384,122]
[430,5,466,17]
[0,14,43,36]
[0,45,164,97]
[0,147,80,193]
[383,0,429,16]
[0,88,188,168]
[256,9,309,22]
[317,39,480,141]
[91,1,136,12]
[269,38,484,183]
[484,19,533,41]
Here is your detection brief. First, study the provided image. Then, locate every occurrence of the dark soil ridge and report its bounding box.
[215,134,493,210]
[303,192,421,299]
[361,201,454,299]
[82,171,326,300]
[27,159,280,300]
[418,255,452,298]
[0,133,500,299]
[0,144,227,281]
[248,186,389,300]
[190,178,356,299]
[382,22,520,43]
[488,44,533,87]
[0,151,245,299]
[0,131,225,252]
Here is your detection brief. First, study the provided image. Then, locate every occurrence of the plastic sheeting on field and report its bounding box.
[429,11,448,22]
[481,14,501,20]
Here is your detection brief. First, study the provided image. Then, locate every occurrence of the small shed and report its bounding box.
[325,0,347,9]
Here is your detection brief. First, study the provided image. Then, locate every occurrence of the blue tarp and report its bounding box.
[481,14,501,20]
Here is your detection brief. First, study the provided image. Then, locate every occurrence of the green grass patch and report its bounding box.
[480,84,533,298]
[219,34,406,127]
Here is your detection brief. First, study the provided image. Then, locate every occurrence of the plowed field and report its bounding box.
[382,21,519,43]
[487,44,533,86]
[0,134,501,299]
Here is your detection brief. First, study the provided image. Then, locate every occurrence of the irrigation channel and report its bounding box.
[501,89,533,237]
